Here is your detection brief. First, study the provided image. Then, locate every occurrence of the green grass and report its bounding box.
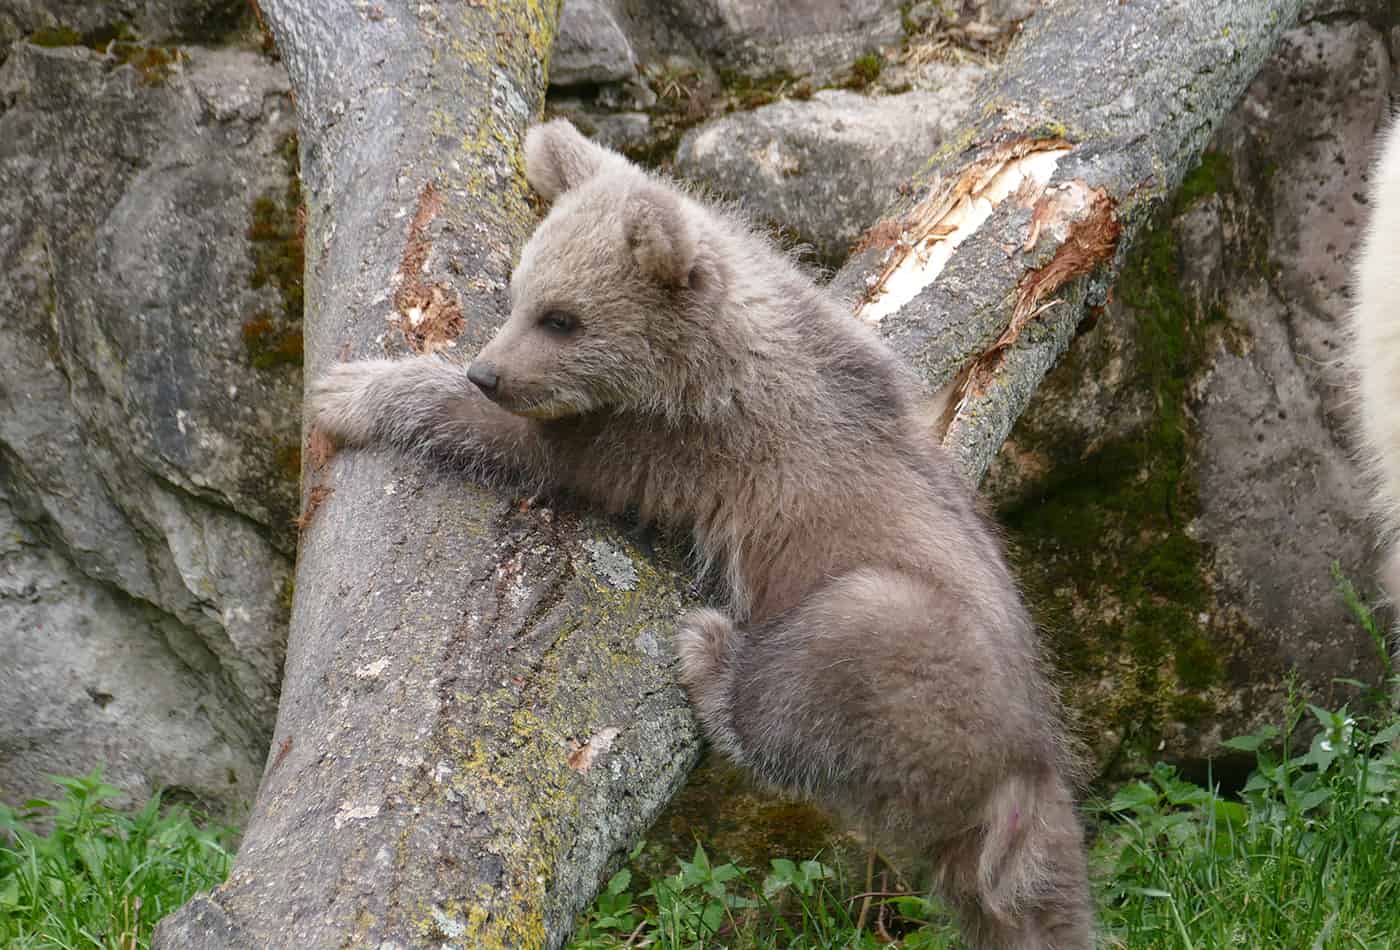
[0,769,234,949]
[6,701,1396,950]
[1094,692,1400,949]
[570,840,963,949]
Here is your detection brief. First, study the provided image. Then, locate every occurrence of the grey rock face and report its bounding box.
[0,0,247,45]
[0,493,256,807]
[554,0,636,86]
[664,0,905,79]
[546,1,1037,175]
[570,0,907,93]
[983,3,1391,770]
[0,41,299,813]
[1194,14,1389,682]
[676,68,985,266]
[582,110,654,153]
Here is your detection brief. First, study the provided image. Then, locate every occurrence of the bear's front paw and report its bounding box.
[308,359,398,447]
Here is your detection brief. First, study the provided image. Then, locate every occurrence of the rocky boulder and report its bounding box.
[0,0,248,46]
[0,37,299,814]
[657,0,905,81]
[553,0,636,87]
[675,64,985,266]
[545,0,925,141]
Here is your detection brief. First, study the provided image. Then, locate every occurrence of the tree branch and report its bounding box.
[156,0,1306,947]
[832,0,1307,483]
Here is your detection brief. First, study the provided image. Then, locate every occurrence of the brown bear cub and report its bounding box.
[312,119,1093,948]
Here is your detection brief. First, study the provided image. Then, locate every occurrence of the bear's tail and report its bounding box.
[935,767,1094,950]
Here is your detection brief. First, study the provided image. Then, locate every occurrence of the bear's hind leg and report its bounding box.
[676,608,747,762]
[683,568,1093,949]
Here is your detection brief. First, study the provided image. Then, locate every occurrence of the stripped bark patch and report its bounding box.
[399,180,442,277]
[567,726,621,773]
[296,483,335,533]
[937,183,1121,438]
[305,426,337,473]
[390,283,464,354]
[856,218,904,254]
[389,181,464,353]
[854,136,1073,325]
[1003,184,1120,350]
[269,736,293,774]
[299,428,338,531]
[930,369,974,439]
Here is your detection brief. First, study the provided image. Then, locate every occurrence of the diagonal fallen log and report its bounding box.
[835,0,1307,482]
[155,0,1306,946]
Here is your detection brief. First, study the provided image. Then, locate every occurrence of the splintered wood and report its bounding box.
[938,181,1121,433]
[854,137,1073,325]
[853,136,1121,439]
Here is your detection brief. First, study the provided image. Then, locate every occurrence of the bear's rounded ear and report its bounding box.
[524,119,625,203]
[624,185,726,297]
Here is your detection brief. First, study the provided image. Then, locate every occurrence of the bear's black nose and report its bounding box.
[467,362,499,394]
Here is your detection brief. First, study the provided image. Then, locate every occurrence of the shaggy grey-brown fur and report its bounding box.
[311,119,1093,948]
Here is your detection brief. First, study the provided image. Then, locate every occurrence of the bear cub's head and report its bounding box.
[468,120,733,422]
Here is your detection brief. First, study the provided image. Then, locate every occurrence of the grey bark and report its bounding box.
[157,0,1306,947]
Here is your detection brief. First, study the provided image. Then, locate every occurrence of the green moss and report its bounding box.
[716,68,803,110]
[243,132,304,369]
[1175,149,1232,208]
[28,24,189,85]
[1169,693,1215,723]
[640,755,851,884]
[108,42,187,85]
[241,313,303,369]
[901,3,920,36]
[278,575,295,615]
[28,23,183,83]
[847,53,883,90]
[28,27,83,47]
[998,167,1244,767]
[28,24,136,51]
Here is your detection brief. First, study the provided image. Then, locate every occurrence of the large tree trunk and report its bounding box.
[156,0,1306,947]
[158,1,701,947]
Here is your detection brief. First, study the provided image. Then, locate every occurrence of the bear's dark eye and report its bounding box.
[538,311,579,336]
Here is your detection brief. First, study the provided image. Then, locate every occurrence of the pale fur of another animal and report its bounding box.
[1352,115,1400,684]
